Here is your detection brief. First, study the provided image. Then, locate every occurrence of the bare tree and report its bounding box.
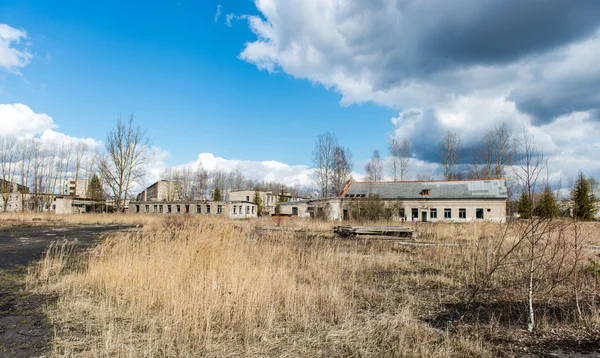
[99,114,149,212]
[331,146,353,195]
[17,138,33,211]
[364,149,383,182]
[312,132,338,197]
[470,122,516,179]
[0,135,17,211]
[440,131,462,180]
[388,138,410,181]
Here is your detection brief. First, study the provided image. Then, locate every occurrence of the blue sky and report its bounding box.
[0,0,395,168]
[2,0,600,187]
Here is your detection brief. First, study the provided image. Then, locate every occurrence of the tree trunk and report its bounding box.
[527,242,535,332]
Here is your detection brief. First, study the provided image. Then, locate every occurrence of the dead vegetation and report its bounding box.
[27,216,600,357]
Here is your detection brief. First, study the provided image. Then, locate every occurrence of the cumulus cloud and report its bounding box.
[0,24,32,72]
[183,153,313,187]
[236,0,600,181]
[0,103,56,135]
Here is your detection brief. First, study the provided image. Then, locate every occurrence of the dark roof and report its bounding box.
[342,180,507,200]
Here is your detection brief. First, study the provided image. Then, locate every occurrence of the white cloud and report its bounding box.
[214,5,222,23]
[184,153,313,187]
[0,103,55,135]
[236,0,600,182]
[0,24,32,72]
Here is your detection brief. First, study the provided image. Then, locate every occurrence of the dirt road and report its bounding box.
[0,224,134,358]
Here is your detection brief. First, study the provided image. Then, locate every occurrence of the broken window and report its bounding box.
[196,205,201,214]
[411,208,418,219]
[476,208,484,219]
[206,205,211,214]
[217,205,222,214]
[420,189,431,196]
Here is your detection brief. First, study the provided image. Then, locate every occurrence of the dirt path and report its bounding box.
[0,224,134,358]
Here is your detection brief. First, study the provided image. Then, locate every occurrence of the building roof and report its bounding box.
[342,179,508,200]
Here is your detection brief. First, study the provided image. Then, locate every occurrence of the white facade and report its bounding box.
[127,200,258,219]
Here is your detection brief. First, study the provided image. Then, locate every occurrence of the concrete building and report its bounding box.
[63,178,89,197]
[136,180,181,202]
[227,190,279,215]
[279,179,508,222]
[126,200,258,219]
[0,180,29,212]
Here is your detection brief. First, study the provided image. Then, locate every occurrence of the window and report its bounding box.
[444,208,452,219]
[154,205,158,213]
[476,208,484,219]
[167,205,172,213]
[246,206,250,214]
[206,205,211,214]
[399,207,405,218]
[159,205,163,213]
[292,207,298,216]
[239,205,242,213]
[136,205,140,213]
[411,208,418,219]
[430,208,437,219]
[246,195,250,201]
[459,208,466,219]
[176,205,181,213]
[420,189,431,196]
[233,206,237,214]
[252,206,255,214]
[145,205,150,213]
[196,205,201,214]
[217,205,222,214]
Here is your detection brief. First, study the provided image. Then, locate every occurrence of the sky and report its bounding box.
[1,0,600,189]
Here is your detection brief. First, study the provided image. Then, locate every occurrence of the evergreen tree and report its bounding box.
[572,172,597,221]
[87,174,103,200]
[213,187,223,201]
[518,192,532,219]
[536,186,559,219]
[278,190,289,203]
[252,190,263,216]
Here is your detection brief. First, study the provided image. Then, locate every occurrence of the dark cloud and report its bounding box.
[422,0,600,66]
[510,76,600,124]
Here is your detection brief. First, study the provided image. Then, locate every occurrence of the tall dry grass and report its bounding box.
[29,216,600,357]
[31,216,493,357]
[0,212,157,228]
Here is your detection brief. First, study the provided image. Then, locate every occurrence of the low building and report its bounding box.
[279,179,508,222]
[228,190,279,215]
[126,200,258,219]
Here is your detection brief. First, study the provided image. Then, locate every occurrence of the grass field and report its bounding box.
[22,214,600,357]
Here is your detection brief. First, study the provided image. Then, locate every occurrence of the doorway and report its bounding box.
[421,211,428,222]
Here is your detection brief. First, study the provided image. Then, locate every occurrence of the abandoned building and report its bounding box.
[279,179,508,222]
[136,180,181,202]
[63,178,89,197]
[126,200,258,219]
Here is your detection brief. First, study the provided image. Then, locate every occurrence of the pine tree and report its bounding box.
[518,192,532,219]
[572,172,597,221]
[536,186,559,219]
[87,174,103,200]
[252,190,263,215]
[213,187,222,202]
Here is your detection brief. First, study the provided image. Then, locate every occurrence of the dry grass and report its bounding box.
[0,212,157,228]
[28,216,600,357]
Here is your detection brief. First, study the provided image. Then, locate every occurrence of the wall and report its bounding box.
[341,198,507,222]
[128,201,258,219]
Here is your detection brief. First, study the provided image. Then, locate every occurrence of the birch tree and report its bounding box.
[312,131,338,197]
[389,138,410,181]
[0,135,17,211]
[440,131,461,180]
[99,114,149,212]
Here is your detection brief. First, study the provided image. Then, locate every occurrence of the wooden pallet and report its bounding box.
[332,225,414,238]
